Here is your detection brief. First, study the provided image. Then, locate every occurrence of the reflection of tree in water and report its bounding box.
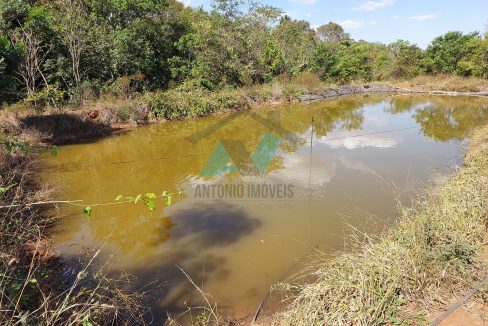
[388,96,488,141]
[415,104,488,141]
[385,96,417,114]
[279,96,378,139]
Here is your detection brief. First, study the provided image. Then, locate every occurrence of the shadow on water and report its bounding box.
[109,202,262,322]
[21,114,119,145]
[170,202,262,247]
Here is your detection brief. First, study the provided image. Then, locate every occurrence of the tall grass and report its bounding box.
[276,125,488,325]
[0,114,145,325]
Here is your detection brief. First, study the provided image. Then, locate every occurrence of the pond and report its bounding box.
[41,94,488,322]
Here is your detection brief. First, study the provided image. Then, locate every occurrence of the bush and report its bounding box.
[146,86,242,120]
[115,106,132,122]
[24,86,66,112]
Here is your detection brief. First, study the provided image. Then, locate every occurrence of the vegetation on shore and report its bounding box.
[1,0,487,119]
[0,114,146,325]
[275,124,488,325]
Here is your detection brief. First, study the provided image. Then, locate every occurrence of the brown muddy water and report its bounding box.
[41,94,488,322]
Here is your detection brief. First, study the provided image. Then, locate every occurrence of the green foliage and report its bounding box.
[83,206,92,218]
[458,37,488,78]
[147,86,241,120]
[272,16,316,75]
[0,0,30,30]
[424,31,480,75]
[316,22,348,43]
[0,35,21,102]
[115,106,132,122]
[0,183,15,196]
[82,315,94,326]
[112,190,182,215]
[335,42,374,83]
[4,138,30,155]
[24,86,66,111]
[311,42,339,81]
[259,39,284,82]
[387,40,423,79]
[1,0,488,108]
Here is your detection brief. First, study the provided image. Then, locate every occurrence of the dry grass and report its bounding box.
[392,74,488,93]
[243,72,331,104]
[275,124,488,325]
[0,115,146,325]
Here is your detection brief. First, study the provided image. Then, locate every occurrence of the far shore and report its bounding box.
[3,75,488,146]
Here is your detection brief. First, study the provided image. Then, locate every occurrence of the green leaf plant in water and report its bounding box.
[82,190,184,217]
[83,207,92,218]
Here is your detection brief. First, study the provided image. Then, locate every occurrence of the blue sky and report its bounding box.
[181,0,488,48]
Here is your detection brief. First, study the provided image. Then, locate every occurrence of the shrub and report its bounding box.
[116,106,132,122]
[24,86,66,112]
[146,86,242,120]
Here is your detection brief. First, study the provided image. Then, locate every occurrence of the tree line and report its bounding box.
[0,0,487,106]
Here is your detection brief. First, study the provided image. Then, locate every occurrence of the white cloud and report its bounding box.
[290,0,317,5]
[366,115,388,127]
[358,0,394,11]
[338,156,380,176]
[270,153,336,186]
[319,134,399,149]
[392,15,400,20]
[369,21,377,26]
[340,19,365,29]
[409,13,438,21]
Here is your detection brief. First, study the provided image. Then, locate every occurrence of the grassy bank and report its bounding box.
[4,74,488,135]
[1,72,331,142]
[275,125,488,325]
[0,114,145,325]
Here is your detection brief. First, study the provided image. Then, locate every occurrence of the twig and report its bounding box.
[175,265,219,323]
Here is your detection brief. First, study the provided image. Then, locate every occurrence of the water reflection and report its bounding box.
[42,94,488,320]
[388,96,488,141]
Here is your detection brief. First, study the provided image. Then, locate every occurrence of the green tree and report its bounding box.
[316,22,348,43]
[458,37,488,78]
[272,16,317,75]
[387,40,423,78]
[335,41,373,83]
[424,31,479,75]
[0,35,21,102]
[310,42,339,81]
